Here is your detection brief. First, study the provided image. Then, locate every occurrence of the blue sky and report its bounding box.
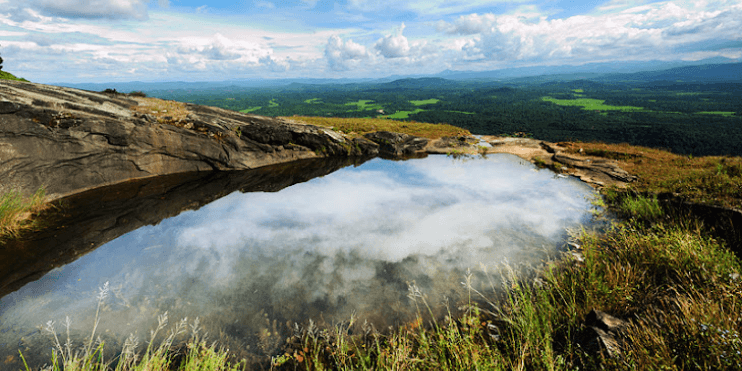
[0,0,740,83]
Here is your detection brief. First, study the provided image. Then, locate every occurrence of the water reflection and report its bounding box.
[0,154,598,367]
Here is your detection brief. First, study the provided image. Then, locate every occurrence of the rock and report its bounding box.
[553,152,638,184]
[364,131,429,158]
[0,80,377,200]
[582,309,629,359]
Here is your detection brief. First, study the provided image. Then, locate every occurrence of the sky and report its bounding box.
[0,0,740,83]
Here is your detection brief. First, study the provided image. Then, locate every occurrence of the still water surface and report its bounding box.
[0,154,598,366]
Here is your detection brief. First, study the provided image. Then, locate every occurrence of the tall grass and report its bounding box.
[24,281,247,371]
[0,188,48,240]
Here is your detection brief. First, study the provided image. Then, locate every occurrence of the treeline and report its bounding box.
[147,79,742,156]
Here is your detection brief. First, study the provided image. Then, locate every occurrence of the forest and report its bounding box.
[144,78,742,156]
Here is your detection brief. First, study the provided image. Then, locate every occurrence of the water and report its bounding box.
[0,154,599,368]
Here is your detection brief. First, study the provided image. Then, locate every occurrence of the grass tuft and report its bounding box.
[0,188,49,241]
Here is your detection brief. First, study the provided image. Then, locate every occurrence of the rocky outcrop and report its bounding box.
[0,80,378,200]
[364,131,430,158]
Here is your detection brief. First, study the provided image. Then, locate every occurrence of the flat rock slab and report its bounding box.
[425,135,637,189]
[0,81,377,200]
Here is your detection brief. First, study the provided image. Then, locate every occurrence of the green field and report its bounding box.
[239,106,262,113]
[304,98,322,104]
[383,108,426,119]
[268,99,279,107]
[410,98,440,106]
[697,111,736,117]
[344,99,384,111]
[542,96,646,112]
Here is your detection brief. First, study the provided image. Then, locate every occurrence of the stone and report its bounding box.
[364,131,429,157]
[0,80,378,200]
[582,309,629,359]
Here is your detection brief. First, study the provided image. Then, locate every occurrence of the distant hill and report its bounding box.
[374,77,464,90]
[595,63,742,83]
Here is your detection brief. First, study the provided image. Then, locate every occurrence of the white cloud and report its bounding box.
[437,1,742,65]
[439,13,497,35]
[25,0,150,20]
[325,34,371,70]
[374,23,410,58]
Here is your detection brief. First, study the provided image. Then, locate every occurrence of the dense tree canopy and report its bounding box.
[146,79,742,156]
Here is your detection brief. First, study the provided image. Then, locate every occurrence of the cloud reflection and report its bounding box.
[0,154,597,365]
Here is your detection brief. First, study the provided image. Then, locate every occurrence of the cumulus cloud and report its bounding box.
[325,35,370,70]
[374,23,411,58]
[438,13,497,35]
[438,1,742,65]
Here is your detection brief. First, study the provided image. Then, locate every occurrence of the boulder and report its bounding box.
[0,80,377,200]
[364,131,429,158]
[581,309,629,359]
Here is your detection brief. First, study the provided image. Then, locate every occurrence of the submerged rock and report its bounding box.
[0,80,378,200]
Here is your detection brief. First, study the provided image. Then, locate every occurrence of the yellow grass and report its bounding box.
[559,141,742,209]
[281,116,471,139]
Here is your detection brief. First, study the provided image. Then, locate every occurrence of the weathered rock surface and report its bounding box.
[0,80,377,200]
[424,135,637,188]
[364,131,430,158]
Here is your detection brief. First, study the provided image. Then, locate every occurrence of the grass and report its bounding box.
[22,282,248,371]
[304,98,322,104]
[0,70,29,81]
[268,99,279,108]
[239,106,262,113]
[130,97,189,121]
[542,97,646,112]
[281,116,471,139]
[382,109,426,119]
[558,141,742,209]
[344,99,384,111]
[409,98,440,106]
[0,188,49,241]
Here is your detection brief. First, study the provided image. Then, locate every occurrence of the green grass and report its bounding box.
[344,99,384,111]
[268,99,279,107]
[304,98,322,104]
[239,106,262,113]
[0,188,48,241]
[542,96,646,112]
[0,70,29,81]
[409,98,440,106]
[382,108,426,119]
[697,111,736,117]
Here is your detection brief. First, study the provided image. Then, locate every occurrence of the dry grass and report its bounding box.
[130,97,189,121]
[559,141,742,209]
[281,116,471,139]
